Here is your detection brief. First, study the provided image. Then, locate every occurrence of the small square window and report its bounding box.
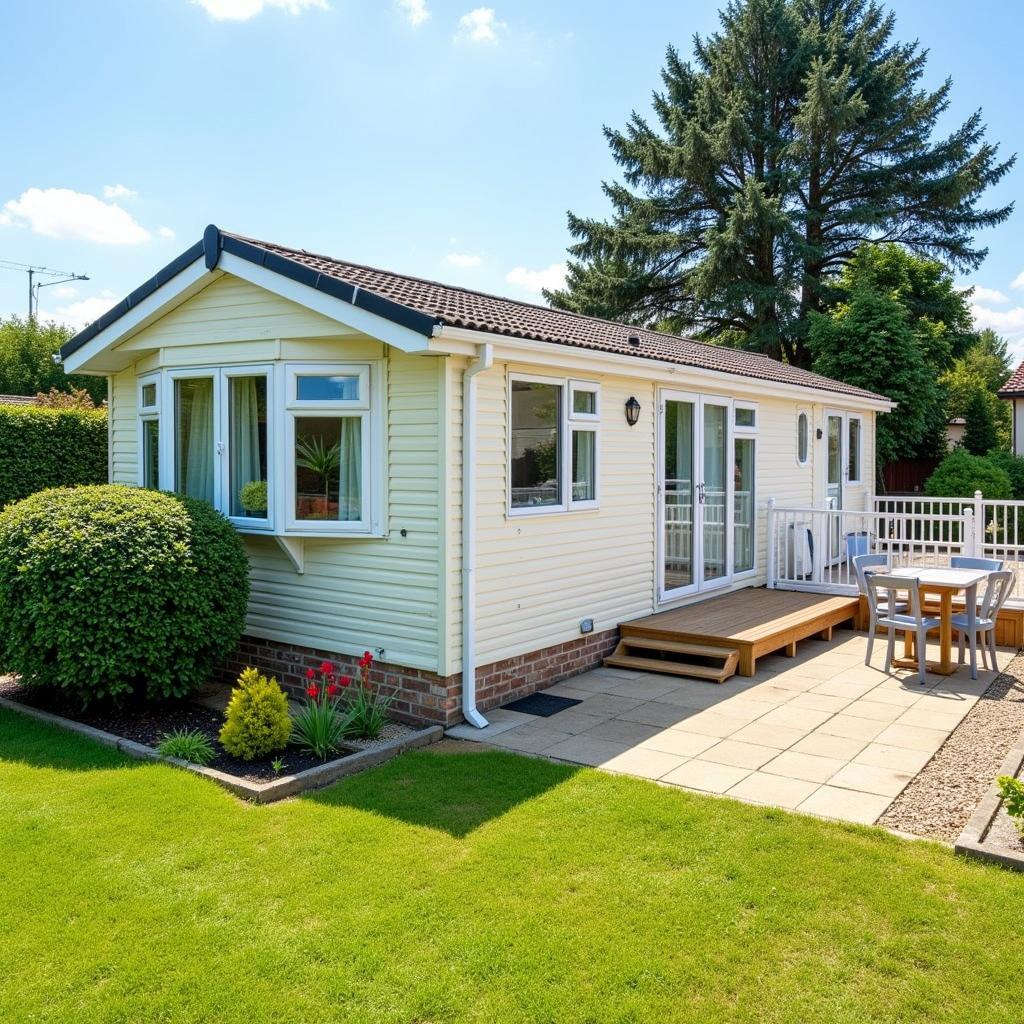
[141,382,157,409]
[573,390,596,416]
[735,407,756,428]
[296,374,360,403]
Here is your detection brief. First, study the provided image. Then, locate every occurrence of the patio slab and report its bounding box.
[449,634,1016,828]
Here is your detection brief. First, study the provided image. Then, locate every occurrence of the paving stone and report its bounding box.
[815,714,889,742]
[840,700,905,723]
[757,704,833,730]
[638,730,718,758]
[853,742,934,774]
[728,721,807,750]
[661,758,751,794]
[727,771,820,809]
[787,692,852,714]
[873,722,951,752]
[615,701,698,728]
[671,710,745,739]
[487,726,572,753]
[790,732,868,760]
[543,734,632,767]
[581,719,663,745]
[828,762,915,797]
[798,785,892,825]
[761,750,846,784]
[700,739,779,770]
[601,747,688,781]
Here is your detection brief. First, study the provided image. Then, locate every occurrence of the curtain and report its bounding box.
[338,418,362,521]
[180,378,214,503]
[231,377,263,514]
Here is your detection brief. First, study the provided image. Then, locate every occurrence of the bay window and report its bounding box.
[509,374,600,514]
[140,362,379,537]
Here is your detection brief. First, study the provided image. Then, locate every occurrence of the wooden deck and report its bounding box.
[617,589,861,678]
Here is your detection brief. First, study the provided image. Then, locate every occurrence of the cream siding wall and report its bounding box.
[107,274,446,674]
[444,359,879,672]
[110,369,138,484]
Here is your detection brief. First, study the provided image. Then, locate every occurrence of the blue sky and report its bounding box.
[2,0,1023,357]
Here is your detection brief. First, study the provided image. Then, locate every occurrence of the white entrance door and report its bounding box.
[658,391,734,602]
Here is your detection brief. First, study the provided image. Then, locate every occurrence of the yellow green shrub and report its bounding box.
[219,668,292,761]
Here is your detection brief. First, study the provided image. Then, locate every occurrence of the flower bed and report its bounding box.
[0,671,441,802]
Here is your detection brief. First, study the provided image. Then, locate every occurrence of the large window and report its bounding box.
[509,375,599,514]
[139,362,379,536]
[733,404,756,575]
[848,416,863,484]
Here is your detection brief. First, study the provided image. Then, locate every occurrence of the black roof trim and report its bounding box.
[60,240,205,360]
[60,224,442,363]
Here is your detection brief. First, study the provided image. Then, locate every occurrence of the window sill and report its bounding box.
[507,504,601,519]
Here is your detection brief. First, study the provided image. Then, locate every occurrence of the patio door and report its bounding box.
[658,391,732,601]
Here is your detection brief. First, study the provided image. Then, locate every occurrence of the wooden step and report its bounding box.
[604,638,739,684]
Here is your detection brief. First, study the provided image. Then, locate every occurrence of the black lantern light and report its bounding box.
[625,396,641,426]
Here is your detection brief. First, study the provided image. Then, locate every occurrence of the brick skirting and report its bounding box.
[217,626,620,728]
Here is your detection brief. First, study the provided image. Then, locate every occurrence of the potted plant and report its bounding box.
[295,436,340,519]
[239,479,268,517]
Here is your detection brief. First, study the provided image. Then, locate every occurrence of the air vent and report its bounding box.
[627,334,641,347]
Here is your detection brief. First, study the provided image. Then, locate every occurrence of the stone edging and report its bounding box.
[0,695,442,804]
[955,728,1024,870]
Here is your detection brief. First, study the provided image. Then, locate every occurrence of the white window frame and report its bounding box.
[796,409,810,467]
[284,361,383,536]
[847,414,864,485]
[732,400,757,579]
[507,373,601,517]
[138,361,384,538]
[137,372,160,489]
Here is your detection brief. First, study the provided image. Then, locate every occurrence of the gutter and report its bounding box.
[461,343,493,729]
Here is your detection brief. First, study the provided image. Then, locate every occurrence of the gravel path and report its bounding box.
[879,655,1024,842]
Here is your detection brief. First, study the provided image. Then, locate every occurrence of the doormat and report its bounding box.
[501,693,582,717]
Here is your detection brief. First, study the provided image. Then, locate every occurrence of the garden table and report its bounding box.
[885,566,989,676]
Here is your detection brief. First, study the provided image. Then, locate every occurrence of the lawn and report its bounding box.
[3,709,1024,1023]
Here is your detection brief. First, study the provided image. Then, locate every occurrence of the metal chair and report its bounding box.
[952,570,1015,679]
[951,556,1005,571]
[853,553,907,614]
[864,574,939,684]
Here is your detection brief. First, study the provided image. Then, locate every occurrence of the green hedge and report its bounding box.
[0,485,250,704]
[923,448,1013,500]
[0,405,107,509]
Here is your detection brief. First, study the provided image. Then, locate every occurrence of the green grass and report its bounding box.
[3,709,1024,1023]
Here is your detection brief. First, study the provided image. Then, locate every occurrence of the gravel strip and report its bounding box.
[879,655,1024,842]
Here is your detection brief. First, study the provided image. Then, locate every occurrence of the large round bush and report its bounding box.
[923,449,1012,500]
[0,485,250,704]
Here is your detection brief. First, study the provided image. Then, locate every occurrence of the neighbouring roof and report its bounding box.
[0,394,37,406]
[999,360,1024,399]
[61,225,890,404]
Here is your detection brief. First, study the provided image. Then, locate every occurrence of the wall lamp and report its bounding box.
[625,396,641,426]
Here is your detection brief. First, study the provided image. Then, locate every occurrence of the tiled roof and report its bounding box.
[225,232,888,403]
[0,394,36,406]
[999,360,1024,397]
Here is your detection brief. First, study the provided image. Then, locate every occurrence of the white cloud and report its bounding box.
[970,285,1009,304]
[158,226,176,240]
[38,290,118,331]
[445,252,482,268]
[1,187,151,245]
[103,184,138,200]
[455,7,506,43]
[191,0,328,21]
[51,285,78,300]
[971,301,1024,343]
[396,0,429,26]
[505,262,567,296]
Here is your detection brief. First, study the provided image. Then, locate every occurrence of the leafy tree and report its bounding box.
[0,317,106,405]
[941,328,1013,449]
[549,0,1013,367]
[807,283,934,468]
[962,388,998,455]
[985,450,1024,500]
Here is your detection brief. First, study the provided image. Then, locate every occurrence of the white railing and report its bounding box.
[767,490,1024,605]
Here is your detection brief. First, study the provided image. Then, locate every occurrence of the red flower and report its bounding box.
[307,684,319,699]
[359,651,373,668]
[319,660,334,675]
[340,675,352,687]
[305,667,316,680]
[326,683,339,697]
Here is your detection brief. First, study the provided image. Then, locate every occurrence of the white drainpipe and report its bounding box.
[461,343,493,728]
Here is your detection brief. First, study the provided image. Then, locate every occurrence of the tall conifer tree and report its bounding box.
[549,0,1013,367]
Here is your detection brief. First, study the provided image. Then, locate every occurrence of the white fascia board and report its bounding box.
[62,258,215,374]
[429,326,896,412]
[219,253,431,355]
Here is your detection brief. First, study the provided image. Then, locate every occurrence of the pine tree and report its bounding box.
[549,0,1013,368]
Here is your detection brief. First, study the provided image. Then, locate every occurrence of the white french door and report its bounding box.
[658,391,735,602]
